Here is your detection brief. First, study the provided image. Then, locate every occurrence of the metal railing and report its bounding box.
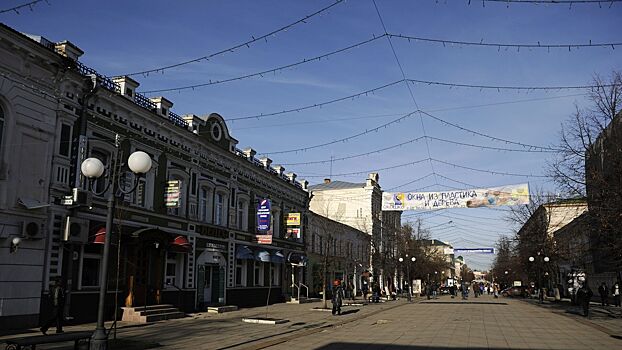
[291,282,309,301]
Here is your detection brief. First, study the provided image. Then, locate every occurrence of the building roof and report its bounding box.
[309,180,365,191]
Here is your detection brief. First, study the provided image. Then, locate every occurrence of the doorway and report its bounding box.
[197,264,224,306]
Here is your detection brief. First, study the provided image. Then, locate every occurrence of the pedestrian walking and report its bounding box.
[40,277,65,335]
[578,284,593,318]
[432,283,438,299]
[362,281,369,302]
[331,280,345,315]
[612,281,621,307]
[472,283,478,298]
[372,282,381,303]
[598,282,609,306]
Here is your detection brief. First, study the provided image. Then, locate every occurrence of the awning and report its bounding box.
[271,251,285,264]
[170,235,192,253]
[287,252,307,266]
[255,249,271,262]
[92,227,106,244]
[235,245,255,260]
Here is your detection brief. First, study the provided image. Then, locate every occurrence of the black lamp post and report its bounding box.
[81,134,153,350]
[398,256,416,301]
[529,254,550,303]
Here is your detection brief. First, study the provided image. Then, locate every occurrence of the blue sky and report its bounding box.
[3,0,621,270]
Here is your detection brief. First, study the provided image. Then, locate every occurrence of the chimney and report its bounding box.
[286,172,297,183]
[54,40,84,61]
[182,114,205,134]
[259,156,272,169]
[149,96,173,117]
[298,179,309,191]
[324,178,331,184]
[242,147,256,161]
[112,76,139,101]
[366,172,379,187]
[272,165,285,176]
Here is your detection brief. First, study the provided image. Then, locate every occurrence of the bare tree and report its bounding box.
[547,71,621,196]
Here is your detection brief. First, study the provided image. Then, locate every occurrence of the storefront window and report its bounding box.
[81,256,100,287]
[254,261,263,286]
[235,259,246,287]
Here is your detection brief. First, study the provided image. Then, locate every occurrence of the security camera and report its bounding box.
[10,236,21,253]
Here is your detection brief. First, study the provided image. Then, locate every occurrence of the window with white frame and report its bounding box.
[198,186,211,223]
[237,198,248,231]
[215,191,227,226]
[165,252,183,288]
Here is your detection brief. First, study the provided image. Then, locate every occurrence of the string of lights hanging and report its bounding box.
[0,0,47,14]
[121,0,345,77]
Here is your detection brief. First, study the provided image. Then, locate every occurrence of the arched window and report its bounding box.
[90,148,111,195]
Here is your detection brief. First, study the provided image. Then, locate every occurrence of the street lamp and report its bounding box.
[83,135,152,350]
[529,254,550,303]
[398,256,416,301]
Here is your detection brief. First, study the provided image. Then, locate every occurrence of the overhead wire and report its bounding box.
[0,0,47,14]
[390,34,621,51]
[120,0,345,77]
[141,34,386,94]
[372,0,439,187]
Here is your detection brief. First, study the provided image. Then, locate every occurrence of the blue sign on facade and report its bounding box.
[256,199,271,232]
[454,248,495,254]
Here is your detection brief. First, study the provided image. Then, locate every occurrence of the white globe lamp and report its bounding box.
[81,158,105,178]
[128,151,152,174]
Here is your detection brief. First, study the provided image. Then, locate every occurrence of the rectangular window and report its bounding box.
[235,259,245,286]
[125,87,133,97]
[59,123,71,157]
[254,261,262,286]
[191,172,197,195]
[81,256,100,287]
[198,187,209,222]
[215,193,224,225]
[230,188,236,208]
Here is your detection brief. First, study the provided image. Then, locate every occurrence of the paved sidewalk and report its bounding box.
[0,298,408,349]
[521,297,622,339]
[2,295,620,349]
[262,295,622,350]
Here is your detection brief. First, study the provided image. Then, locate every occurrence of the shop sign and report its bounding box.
[286,213,301,226]
[256,234,272,244]
[165,180,181,208]
[256,199,271,232]
[285,228,301,239]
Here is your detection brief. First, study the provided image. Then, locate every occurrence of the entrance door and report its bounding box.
[203,265,213,304]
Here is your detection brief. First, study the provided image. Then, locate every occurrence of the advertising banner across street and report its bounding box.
[382,183,529,211]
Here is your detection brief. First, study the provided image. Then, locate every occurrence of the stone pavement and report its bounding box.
[1,295,620,349]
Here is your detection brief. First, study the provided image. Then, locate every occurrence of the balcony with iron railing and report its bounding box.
[74,61,188,130]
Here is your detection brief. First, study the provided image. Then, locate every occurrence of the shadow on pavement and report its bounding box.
[315,343,537,350]
[338,309,360,315]
[421,301,507,305]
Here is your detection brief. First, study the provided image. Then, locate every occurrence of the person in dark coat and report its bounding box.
[331,280,345,315]
[598,282,609,306]
[40,277,65,334]
[578,283,593,318]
